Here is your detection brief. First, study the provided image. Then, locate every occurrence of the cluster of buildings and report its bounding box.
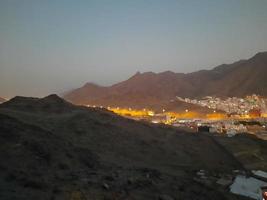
[168,117,267,138]
[84,95,267,138]
[177,94,267,117]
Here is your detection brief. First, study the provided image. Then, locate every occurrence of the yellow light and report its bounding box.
[148,111,155,116]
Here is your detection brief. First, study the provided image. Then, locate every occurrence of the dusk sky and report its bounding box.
[1,0,267,98]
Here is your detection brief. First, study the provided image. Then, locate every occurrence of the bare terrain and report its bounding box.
[0,95,265,200]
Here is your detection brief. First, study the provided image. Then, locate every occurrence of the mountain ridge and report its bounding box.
[64,52,267,108]
[0,94,75,113]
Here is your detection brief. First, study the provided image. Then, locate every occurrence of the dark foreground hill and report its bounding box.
[64,52,267,109]
[0,95,266,200]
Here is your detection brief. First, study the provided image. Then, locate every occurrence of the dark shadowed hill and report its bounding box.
[0,95,265,199]
[1,94,75,113]
[64,52,267,108]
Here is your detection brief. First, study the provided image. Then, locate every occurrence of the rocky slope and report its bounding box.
[64,52,267,109]
[0,95,265,199]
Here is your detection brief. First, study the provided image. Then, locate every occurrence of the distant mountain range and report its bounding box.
[64,52,267,109]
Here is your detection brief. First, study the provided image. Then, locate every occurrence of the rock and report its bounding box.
[104,175,115,181]
[102,183,110,190]
[216,177,232,186]
[197,170,205,176]
[127,177,135,184]
[158,194,174,200]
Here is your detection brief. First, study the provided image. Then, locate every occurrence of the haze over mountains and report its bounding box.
[64,52,267,109]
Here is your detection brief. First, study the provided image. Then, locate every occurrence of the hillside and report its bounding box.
[0,97,6,103]
[64,52,267,108]
[0,95,263,200]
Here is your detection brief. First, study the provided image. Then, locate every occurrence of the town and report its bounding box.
[85,94,267,140]
[178,94,267,117]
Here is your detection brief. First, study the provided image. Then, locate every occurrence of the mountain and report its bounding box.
[198,52,267,97]
[1,94,75,113]
[1,95,264,199]
[64,71,193,109]
[0,97,6,103]
[64,52,267,109]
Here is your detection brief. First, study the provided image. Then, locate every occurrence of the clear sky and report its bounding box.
[1,0,267,98]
